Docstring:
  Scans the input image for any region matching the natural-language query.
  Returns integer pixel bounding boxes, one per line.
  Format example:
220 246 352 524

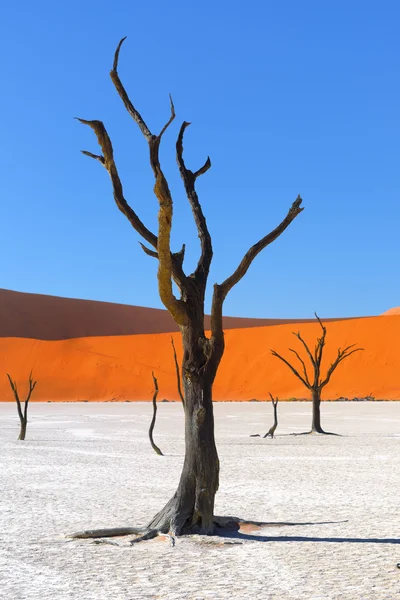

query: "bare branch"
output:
6 374 23 423
25 371 37 418
173 244 186 269
293 331 316 370
171 337 184 406
176 121 213 281
193 157 211 180
110 39 186 323
110 37 152 141
270 349 311 389
81 150 105 164
77 118 158 250
158 95 175 139
314 313 327 369
139 242 158 258
320 346 364 389
211 196 303 338
78 111 185 304
154 161 188 323
289 348 311 387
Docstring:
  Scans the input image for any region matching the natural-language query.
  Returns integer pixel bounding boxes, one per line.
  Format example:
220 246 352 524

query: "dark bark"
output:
311 388 323 433
149 372 163 456
250 393 279 438
73 37 304 543
148 373 219 535
264 396 279 438
18 420 27 441
147 325 220 534
171 337 185 406
6 372 36 441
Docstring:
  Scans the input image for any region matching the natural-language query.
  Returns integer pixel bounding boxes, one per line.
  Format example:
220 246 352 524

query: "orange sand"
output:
1 307 399 400
0 288 347 340
381 306 400 316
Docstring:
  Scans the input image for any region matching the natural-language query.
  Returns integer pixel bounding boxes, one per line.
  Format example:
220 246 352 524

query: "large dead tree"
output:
72 37 303 543
271 314 363 434
7 372 37 441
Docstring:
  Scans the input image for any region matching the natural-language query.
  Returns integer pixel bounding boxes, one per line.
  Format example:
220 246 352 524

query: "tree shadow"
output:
213 517 399 545
290 431 342 437
228 533 400 545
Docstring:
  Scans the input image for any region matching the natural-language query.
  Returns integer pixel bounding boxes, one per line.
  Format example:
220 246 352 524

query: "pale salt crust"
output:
1 401 399 600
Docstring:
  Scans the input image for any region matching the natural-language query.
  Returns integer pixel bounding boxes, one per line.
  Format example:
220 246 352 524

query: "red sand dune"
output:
1 289 399 401
0 288 346 340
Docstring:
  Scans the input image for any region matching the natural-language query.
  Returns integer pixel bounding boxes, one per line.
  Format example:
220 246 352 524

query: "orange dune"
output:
381 306 400 316
1 314 399 401
0 288 347 340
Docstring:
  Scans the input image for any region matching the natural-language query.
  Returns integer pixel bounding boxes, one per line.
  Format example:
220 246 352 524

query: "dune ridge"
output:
1 300 399 400
0 288 349 340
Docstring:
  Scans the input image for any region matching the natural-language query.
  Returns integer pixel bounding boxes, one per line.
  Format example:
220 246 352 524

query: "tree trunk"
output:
311 388 323 433
18 419 27 441
147 328 220 536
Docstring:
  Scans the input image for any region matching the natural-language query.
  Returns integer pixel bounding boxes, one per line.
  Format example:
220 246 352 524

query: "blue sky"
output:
0 0 399 318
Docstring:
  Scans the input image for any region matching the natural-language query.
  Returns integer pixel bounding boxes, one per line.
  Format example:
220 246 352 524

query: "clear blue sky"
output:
1 0 399 318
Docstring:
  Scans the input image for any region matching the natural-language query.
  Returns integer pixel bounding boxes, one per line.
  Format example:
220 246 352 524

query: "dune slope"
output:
0 288 346 340
1 315 399 401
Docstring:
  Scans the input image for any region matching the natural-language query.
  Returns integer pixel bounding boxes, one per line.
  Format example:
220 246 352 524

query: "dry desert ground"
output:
1 401 399 600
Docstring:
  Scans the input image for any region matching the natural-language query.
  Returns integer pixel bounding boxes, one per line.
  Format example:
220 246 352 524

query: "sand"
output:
0 401 399 599
1 288 322 340
2 314 400 401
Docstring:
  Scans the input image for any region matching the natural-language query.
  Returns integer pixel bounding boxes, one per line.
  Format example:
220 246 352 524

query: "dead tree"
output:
7 372 37 441
149 372 163 456
71 37 303 543
271 314 363 434
250 393 279 438
171 337 184 405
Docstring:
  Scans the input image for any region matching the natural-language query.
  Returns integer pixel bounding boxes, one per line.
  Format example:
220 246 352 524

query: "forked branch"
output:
250 393 279 438
78 37 188 324
320 345 364 389
111 39 187 324
76 118 158 251
7 371 37 440
270 349 311 389
176 121 213 282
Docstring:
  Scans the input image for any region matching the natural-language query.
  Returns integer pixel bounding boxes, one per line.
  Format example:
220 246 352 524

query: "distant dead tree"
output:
271 314 363 434
7 372 37 440
250 393 279 438
71 36 303 544
149 372 163 456
148 339 184 456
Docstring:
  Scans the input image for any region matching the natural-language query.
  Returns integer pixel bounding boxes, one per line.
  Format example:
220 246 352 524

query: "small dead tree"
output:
148 340 184 456
250 393 279 438
149 372 163 456
271 314 363 434
71 37 303 543
7 372 37 441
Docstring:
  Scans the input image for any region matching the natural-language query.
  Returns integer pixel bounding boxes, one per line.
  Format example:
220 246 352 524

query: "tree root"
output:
250 428 276 439
68 515 243 545
68 527 147 539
